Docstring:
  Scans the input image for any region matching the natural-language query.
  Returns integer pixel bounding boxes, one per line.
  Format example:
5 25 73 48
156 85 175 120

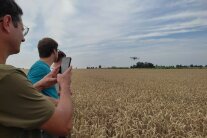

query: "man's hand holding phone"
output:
57 66 72 95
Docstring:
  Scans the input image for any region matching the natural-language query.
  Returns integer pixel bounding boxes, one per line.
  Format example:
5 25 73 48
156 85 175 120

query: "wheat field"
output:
70 69 207 138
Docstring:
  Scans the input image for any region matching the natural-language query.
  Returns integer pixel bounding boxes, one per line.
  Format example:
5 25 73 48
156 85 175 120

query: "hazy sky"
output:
7 0 207 68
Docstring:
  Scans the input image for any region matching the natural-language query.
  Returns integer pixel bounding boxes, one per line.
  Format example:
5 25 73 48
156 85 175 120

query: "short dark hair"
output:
38 38 58 58
0 0 23 27
56 50 66 62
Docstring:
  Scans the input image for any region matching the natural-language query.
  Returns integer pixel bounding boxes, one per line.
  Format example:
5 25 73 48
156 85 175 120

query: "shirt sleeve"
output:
0 69 55 129
28 66 49 84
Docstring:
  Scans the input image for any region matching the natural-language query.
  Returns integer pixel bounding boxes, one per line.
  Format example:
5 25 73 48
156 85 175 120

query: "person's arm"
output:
33 66 59 91
40 67 73 136
46 96 59 106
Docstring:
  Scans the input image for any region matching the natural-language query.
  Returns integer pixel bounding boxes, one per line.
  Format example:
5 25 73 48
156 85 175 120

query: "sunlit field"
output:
70 69 207 138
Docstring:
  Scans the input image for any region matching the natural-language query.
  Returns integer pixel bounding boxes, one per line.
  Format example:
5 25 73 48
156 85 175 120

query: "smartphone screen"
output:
60 57 72 73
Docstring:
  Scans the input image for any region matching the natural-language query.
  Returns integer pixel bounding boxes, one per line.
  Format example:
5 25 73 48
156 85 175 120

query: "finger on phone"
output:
63 66 72 75
51 65 60 75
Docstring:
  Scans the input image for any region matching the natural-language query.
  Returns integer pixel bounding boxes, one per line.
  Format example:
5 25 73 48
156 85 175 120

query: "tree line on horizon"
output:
86 62 207 69
131 62 207 69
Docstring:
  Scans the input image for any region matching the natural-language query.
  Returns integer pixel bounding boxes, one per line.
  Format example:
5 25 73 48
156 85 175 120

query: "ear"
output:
1 15 13 34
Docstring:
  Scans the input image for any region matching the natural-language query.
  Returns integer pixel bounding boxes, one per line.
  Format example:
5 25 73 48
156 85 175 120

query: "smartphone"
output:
60 57 72 73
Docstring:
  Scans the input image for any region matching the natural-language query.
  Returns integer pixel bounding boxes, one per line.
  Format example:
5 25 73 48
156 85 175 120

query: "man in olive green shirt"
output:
0 0 73 137
0 65 55 137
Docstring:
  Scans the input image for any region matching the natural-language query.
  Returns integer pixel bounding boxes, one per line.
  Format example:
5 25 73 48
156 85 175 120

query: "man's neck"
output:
0 57 7 64
40 57 54 67
0 47 9 64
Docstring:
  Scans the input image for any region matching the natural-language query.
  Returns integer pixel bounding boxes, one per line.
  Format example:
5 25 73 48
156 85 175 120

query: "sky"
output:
7 0 207 68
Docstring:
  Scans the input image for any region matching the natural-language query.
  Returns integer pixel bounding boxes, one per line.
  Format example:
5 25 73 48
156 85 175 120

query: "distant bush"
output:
131 62 155 68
